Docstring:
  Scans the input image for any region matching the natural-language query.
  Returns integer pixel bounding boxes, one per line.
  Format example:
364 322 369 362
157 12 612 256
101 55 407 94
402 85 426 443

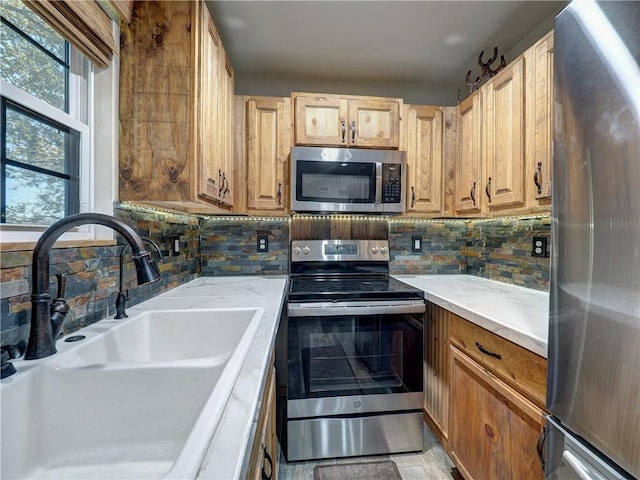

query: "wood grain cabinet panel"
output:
246 97 291 214
484 57 526 210
423 302 450 449
404 105 444 215
293 93 401 148
119 0 234 213
455 92 483 214
247 365 277 480
527 32 554 205
449 346 545 480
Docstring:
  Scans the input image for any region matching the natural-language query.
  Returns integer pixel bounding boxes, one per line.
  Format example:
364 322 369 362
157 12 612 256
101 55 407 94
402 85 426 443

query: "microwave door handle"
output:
375 163 383 204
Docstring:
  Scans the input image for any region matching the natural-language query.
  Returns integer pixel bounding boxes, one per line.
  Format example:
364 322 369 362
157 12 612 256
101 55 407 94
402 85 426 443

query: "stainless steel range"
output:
285 239 426 461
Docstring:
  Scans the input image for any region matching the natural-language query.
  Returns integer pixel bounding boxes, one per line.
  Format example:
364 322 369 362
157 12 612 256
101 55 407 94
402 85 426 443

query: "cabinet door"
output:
449 346 545 480
484 58 526 209
246 97 290 213
423 302 450 448
217 54 235 207
294 94 348 146
198 8 222 203
455 92 483 214
405 105 443 214
248 366 277 480
349 99 400 148
532 33 553 201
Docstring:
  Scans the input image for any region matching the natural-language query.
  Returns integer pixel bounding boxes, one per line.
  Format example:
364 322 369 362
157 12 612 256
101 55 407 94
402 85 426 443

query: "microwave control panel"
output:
382 163 402 203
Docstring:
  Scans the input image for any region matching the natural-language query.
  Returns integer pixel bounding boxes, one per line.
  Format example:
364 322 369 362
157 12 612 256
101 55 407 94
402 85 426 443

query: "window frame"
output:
0 2 119 244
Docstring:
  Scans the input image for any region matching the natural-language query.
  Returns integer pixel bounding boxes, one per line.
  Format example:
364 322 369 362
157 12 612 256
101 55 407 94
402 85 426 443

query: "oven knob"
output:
371 246 379 255
380 246 387 255
293 246 301 256
302 246 311 255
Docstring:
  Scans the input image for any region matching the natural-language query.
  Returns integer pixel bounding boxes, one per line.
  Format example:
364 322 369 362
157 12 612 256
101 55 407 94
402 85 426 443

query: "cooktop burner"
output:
288 276 424 302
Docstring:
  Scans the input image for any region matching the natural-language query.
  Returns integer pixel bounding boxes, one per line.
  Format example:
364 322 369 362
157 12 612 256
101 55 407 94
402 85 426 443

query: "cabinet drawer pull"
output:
470 182 476 206
277 183 282 205
341 120 346 142
351 120 356 143
534 161 542 194
475 341 501 359
537 425 546 470
262 446 273 480
485 177 492 203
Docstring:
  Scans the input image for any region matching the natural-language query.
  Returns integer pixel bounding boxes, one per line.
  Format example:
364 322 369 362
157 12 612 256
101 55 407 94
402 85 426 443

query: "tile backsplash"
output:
1 204 549 347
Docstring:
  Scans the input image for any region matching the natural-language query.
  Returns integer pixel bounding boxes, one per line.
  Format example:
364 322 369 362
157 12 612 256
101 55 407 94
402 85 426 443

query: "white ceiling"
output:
206 1 567 102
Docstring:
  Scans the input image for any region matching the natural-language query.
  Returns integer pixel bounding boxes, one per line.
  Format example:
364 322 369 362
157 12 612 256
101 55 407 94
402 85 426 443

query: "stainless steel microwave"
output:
290 146 406 213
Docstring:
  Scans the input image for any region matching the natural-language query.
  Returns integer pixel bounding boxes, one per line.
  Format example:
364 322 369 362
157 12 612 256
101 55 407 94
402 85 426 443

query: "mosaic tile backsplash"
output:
1 205 549 348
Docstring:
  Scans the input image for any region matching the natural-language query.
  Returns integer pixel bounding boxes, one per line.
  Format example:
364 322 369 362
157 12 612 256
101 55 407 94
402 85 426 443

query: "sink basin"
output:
72 309 261 365
0 307 264 479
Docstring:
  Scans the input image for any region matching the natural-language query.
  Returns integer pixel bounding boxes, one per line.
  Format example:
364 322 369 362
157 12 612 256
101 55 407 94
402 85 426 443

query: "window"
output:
1 0 92 237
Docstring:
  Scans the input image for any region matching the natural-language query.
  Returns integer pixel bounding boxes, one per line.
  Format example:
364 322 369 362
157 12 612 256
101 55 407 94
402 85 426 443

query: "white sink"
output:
73 309 259 365
0 307 264 479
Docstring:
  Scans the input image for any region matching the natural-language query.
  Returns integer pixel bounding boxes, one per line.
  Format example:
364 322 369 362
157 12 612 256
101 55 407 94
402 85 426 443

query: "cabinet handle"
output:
411 186 415 208
534 161 543 195
537 425 546 470
262 446 273 480
218 169 224 196
277 182 282 205
341 120 346 142
470 182 476 206
351 120 356 143
222 172 229 196
485 177 492 203
475 341 501 359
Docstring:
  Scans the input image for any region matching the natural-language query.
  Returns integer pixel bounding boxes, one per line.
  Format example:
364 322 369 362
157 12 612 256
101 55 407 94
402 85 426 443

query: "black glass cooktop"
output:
288 276 424 302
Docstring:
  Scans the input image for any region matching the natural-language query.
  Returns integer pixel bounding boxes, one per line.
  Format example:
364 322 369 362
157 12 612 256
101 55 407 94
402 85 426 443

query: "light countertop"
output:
123 275 289 480
394 275 549 358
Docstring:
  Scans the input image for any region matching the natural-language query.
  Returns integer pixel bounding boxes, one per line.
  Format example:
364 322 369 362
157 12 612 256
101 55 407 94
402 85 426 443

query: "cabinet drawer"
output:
449 314 547 408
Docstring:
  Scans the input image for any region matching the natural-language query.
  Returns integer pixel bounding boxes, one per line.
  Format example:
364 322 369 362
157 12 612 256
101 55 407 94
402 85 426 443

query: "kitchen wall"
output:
0 205 549 347
200 217 289 276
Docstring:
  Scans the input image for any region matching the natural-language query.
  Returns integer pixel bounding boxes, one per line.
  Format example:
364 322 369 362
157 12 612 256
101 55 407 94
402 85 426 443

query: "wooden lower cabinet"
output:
247 365 277 480
449 346 545 480
423 302 450 450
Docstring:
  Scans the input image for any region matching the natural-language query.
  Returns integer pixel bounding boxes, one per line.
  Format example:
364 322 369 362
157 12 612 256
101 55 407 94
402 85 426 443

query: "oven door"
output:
287 302 424 418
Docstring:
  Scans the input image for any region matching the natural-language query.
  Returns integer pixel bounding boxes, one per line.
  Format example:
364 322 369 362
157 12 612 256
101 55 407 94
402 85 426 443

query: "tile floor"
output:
277 424 460 480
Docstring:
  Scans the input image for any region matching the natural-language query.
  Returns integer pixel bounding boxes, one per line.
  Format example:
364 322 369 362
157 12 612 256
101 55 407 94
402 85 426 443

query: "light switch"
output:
411 236 422 253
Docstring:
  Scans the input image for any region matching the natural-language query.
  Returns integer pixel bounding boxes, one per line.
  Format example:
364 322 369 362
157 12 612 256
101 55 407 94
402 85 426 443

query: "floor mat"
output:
313 460 402 480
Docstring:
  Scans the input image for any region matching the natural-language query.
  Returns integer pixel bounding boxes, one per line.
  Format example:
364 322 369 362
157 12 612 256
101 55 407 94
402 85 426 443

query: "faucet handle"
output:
56 273 67 298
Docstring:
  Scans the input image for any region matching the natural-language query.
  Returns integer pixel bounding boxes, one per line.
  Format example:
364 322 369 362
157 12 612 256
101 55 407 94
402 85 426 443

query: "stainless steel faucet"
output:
115 237 162 319
25 213 162 360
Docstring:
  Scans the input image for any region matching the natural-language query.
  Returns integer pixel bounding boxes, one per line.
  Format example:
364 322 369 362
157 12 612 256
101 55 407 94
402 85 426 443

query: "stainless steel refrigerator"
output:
546 1 640 479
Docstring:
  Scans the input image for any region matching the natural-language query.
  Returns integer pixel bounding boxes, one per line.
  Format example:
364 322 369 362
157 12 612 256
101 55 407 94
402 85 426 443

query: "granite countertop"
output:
393 275 549 358
123 275 288 480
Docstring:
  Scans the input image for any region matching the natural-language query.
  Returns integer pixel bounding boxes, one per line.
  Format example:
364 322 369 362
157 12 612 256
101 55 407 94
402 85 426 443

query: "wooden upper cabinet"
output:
404 105 444 214
197 9 222 204
246 97 291 214
455 92 483 214
293 93 401 148
484 57 526 210
119 0 234 213
529 32 554 202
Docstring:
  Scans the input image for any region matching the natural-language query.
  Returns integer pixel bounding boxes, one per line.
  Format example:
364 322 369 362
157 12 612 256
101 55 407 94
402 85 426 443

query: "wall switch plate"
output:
411 236 422 253
172 237 180 256
257 235 269 253
532 236 549 258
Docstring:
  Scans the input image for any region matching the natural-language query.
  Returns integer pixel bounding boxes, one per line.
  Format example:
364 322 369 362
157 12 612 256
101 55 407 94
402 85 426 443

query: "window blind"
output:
24 0 117 68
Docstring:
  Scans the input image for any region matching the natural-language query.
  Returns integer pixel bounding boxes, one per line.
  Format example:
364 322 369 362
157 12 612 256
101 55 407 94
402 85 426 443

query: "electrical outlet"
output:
532 237 549 258
257 235 269 253
411 236 422 253
172 237 180 256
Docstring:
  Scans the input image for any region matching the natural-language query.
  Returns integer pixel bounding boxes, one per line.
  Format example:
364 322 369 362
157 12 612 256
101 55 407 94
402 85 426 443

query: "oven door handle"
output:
287 301 426 317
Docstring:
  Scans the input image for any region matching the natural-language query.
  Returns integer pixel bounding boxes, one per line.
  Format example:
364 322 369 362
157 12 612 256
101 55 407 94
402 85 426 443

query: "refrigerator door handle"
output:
562 449 607 480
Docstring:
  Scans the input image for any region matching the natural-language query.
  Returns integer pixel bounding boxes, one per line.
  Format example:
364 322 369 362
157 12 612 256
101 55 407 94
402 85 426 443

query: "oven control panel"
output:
291 239 390 262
